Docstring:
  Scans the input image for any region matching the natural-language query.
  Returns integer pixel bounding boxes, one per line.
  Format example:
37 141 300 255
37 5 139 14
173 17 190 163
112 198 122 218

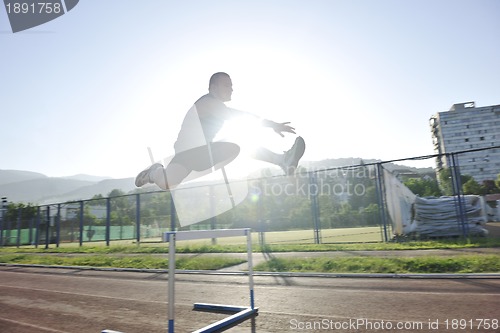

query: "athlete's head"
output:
209 72 233 102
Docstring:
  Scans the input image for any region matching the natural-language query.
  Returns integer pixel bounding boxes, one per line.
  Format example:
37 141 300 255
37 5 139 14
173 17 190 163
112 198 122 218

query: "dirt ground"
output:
1 266 499 333
485 222 500 237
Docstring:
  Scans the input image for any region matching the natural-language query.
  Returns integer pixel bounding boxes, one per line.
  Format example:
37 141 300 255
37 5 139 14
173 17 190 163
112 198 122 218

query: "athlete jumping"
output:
135 72 305 190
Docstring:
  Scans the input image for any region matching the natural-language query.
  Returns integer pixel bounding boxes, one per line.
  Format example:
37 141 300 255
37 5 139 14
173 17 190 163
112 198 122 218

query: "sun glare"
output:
215 115 264 152
140 43 336 178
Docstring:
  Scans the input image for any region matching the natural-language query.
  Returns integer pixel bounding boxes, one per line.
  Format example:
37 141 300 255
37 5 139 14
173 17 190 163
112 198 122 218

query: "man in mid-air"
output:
135 72 305 190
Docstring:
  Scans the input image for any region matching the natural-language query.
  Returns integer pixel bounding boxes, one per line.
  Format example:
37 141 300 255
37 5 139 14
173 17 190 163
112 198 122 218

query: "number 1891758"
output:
5 2 62 14
444 319 499 330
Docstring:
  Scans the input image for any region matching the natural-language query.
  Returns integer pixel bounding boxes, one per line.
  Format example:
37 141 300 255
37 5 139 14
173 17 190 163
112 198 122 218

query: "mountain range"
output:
0 170 136 204
0 158 434 205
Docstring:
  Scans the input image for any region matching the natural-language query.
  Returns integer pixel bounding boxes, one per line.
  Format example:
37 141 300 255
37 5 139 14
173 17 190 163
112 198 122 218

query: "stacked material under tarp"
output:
413 196 488 238
383 168 417 235
383 167 488 238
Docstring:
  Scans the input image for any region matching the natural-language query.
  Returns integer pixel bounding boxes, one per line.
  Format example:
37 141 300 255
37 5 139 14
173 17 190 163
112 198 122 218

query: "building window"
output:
480 136 485 141
465 138 469 142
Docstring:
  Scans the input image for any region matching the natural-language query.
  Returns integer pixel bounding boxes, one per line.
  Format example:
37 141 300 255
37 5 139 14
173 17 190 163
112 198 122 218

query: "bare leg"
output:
251 147 283 165
251 137 305 175
151 162 191 190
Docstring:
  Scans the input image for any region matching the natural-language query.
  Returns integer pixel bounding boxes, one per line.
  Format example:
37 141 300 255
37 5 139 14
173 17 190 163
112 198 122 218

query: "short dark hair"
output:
209 72 230 89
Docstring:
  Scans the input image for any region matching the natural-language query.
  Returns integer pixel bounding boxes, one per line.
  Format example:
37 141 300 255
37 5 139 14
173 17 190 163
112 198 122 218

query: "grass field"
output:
1 226 499 273
3 225 500 252
253 254 500 274
1 226 386 250
147 226 386 247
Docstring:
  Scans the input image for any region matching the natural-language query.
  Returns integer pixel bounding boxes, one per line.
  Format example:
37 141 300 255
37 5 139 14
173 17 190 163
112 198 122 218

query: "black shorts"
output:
170 142 240 172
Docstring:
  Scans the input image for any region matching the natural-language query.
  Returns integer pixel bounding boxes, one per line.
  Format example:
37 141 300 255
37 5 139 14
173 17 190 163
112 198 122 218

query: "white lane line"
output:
0 316 68 333
2 275 499 299
254 283 500 297
0 283 167 305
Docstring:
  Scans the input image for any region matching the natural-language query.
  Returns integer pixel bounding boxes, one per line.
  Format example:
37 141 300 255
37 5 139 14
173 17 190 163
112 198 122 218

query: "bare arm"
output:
226 106 296 137
261 119 296 137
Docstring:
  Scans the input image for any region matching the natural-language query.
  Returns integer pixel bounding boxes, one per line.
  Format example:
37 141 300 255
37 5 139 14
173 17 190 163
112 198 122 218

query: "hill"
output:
0 169 46 186
1 177 95 203
60 174 112 182
41 178 136 204
0 169 136 204
0 158 435 204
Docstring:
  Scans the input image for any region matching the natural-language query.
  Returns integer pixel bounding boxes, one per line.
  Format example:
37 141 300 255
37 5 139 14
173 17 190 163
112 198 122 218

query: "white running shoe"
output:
135 163 163 187
281 136 305 175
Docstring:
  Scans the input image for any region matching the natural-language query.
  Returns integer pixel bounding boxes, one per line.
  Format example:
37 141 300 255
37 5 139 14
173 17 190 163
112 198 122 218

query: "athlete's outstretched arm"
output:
261 119 296 137
227 107 296 137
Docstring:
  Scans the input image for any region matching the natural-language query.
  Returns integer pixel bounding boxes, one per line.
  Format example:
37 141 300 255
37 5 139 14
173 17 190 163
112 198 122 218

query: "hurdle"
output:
162 228 258 333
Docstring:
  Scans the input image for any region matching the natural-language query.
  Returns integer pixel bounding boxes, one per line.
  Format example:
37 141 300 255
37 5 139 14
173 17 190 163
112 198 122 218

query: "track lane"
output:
1 266 499 332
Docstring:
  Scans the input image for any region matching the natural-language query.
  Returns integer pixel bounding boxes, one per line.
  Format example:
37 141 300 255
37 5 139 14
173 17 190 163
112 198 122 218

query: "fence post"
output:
136 193 141 245
448 153 469 237
210 185 217 245
106 197 111 246
170 193 176 231
45 206 50 249
29 217 34 245
56 204 61 247
0 197 7 246
79 201 84 246
35 206 41 248
16 207 22 248
0 210 3 247
375 163 389 242
257 182 265 248
309 172 321 244
6 210 12 246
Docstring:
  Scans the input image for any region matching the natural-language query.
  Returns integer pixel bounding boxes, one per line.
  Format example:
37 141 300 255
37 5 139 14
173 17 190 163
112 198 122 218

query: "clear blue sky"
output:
1 0 499 178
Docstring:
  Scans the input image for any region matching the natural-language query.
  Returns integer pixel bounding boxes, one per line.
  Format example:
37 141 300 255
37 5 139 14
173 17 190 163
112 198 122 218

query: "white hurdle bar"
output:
162 228 257 333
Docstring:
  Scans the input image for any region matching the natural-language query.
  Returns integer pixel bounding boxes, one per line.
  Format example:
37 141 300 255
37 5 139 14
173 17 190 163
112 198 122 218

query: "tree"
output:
481 179 500 194
108 189 134 227
330 203 360 228
404 178 442 197
2 203 37 229
90 194 104 201
463 178 482 195
438 168 473 195
346 163 377 210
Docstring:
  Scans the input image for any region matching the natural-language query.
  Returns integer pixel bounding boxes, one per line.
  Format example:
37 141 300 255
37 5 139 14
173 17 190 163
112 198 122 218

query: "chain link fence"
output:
1 147 498 248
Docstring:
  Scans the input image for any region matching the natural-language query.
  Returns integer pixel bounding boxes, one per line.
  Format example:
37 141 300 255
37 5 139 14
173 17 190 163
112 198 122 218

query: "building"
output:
429 101 500 183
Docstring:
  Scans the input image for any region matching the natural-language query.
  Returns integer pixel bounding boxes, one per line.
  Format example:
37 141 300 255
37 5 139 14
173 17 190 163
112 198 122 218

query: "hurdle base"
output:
192 303 258 333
